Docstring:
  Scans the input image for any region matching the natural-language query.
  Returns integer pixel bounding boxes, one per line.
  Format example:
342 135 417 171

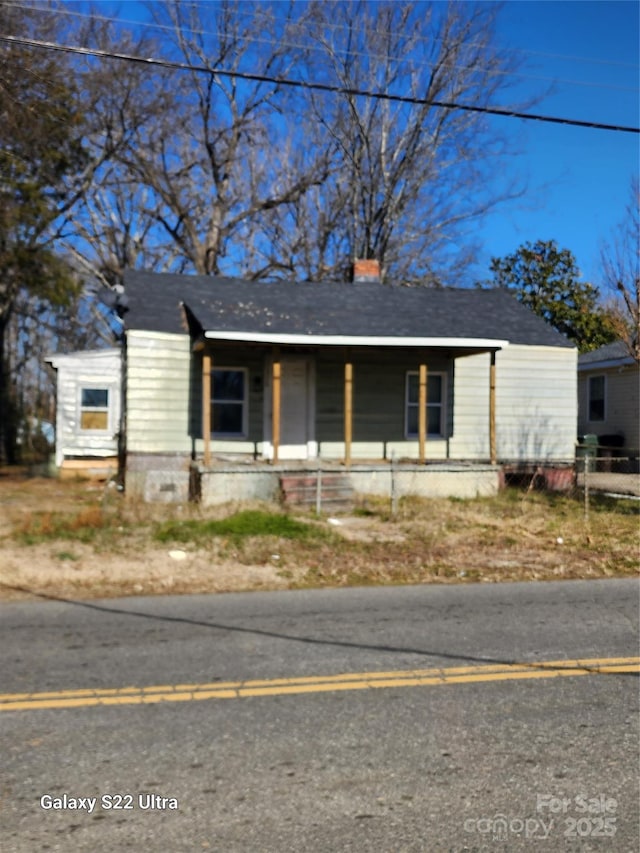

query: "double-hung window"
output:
79 387 110 432
211 369 248 437
406 372 446 437
588 375 606 422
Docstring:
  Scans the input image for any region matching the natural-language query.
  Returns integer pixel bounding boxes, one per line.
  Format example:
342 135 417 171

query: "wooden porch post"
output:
489 351 497 465
344 357 353 466
272 348 281 464
418 362 427 464
202 351 212 467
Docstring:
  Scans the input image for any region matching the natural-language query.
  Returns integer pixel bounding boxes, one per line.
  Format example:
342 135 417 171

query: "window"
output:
211 369 247 437
80 387 110 431
588 375 606 422
406 372 445 437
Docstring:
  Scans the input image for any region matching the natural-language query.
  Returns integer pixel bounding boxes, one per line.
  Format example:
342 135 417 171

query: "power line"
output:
22 0 640 73
1 33 639 134
19 2 640 95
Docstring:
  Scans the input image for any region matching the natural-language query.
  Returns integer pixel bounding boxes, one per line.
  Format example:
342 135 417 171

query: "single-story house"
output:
47 263 578 502
578 341 639 456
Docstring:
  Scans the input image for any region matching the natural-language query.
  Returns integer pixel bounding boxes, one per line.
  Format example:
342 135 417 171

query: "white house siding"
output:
450 345 577 462
578 365 639 451
126 331 192 453
47 349 121 467
124 335 577 469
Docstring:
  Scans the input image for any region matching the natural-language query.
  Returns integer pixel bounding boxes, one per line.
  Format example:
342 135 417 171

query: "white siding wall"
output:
126 331 192 453
449 353 491 460
49 349 121 466
451 345 577 461
123 334 578 463
578 365 640 450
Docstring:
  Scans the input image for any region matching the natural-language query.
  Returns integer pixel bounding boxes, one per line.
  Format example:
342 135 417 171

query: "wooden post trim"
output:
202 351 212 467
418 363 427 464
489 351 497 465
344 359 353 466
272 350 281 464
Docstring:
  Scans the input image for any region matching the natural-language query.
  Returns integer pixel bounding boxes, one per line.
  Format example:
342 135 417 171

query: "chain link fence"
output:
502 446 639 525
576 457 640 494
573 443 640 521
146 449 640 533
303 451 640 518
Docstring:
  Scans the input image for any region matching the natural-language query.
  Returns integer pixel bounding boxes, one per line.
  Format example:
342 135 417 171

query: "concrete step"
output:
280 473 354 510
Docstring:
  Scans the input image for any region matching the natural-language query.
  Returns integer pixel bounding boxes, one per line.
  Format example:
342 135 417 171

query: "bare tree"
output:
600 177 640 361
48 9 173 286
258 1 527 285
87 0 330 278
47 1 529 290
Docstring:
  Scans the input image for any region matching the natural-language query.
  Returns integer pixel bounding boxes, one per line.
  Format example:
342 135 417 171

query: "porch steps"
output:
279 472 354 511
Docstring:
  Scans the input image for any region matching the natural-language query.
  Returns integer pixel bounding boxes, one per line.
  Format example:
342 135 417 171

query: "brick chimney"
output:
352 258 380 283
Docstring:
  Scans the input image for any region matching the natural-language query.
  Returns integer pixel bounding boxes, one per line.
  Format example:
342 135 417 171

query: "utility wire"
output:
1 33 639 134
22 0 640 72
19 2 640 93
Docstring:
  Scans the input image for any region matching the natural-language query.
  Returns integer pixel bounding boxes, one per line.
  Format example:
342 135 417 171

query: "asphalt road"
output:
1 579 638 852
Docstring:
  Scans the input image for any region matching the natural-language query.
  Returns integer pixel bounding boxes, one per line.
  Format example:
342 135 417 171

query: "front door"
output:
264 355 316 460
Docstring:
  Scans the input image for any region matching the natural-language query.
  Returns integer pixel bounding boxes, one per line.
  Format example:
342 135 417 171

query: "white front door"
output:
264 355 316 460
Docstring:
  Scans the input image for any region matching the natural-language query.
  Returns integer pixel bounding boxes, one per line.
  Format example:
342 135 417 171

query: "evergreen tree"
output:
485 240 617 352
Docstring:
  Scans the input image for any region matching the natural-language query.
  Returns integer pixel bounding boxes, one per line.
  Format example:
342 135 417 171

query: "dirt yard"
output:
0 469 638 602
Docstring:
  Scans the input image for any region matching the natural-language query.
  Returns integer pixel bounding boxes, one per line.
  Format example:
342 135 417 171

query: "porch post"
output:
489 351 497 465
272 348 281 464
202 351 212 467
344 356 353 466
418 362 427 464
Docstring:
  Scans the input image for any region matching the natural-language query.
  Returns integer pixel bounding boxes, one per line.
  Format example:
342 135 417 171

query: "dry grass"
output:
0 468 637 602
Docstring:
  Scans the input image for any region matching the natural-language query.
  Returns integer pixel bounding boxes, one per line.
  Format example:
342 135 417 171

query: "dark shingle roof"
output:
578 341 631 365
121 271 574 348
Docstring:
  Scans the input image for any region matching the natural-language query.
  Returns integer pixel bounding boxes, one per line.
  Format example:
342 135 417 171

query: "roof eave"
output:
202 330 509 349
578 357 636 371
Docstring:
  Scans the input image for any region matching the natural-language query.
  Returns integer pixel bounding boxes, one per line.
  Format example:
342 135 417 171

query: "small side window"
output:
80 388 110 431
588 376 605 422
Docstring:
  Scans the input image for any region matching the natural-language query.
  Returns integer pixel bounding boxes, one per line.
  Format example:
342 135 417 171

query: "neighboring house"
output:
47 265 578 501
45 348 121 479
578 341 639 454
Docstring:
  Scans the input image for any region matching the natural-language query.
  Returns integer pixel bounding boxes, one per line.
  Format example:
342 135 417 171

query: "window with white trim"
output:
588 375 605 422
79 387 110 431
211 368 248 437
405 372 446 437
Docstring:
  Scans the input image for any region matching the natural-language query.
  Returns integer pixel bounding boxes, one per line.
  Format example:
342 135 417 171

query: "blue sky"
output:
35 1 640 291
477 0 639 288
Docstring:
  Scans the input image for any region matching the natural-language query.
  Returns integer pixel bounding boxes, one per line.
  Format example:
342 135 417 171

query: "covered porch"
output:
195 336 504 469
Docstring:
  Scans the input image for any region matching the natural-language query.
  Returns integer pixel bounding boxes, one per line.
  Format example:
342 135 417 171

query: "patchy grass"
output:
54 550 81 562
0 470 637 601
154 510 332 544
15 506 112 545
286 488 639 589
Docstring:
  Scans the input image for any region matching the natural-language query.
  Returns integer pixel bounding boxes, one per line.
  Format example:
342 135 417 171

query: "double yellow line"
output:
1 657 637 713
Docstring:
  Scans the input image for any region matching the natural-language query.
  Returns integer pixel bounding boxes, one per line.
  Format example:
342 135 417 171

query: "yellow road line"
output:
1 656 637 712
